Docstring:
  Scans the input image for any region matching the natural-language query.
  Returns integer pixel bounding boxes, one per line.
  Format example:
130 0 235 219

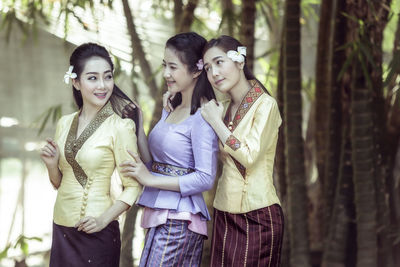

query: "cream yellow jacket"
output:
213 84 282 213
53 103 141 227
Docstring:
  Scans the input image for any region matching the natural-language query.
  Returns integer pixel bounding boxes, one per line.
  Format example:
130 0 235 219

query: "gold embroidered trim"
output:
224 80 264 132
64 101 114 187
223 80 264 179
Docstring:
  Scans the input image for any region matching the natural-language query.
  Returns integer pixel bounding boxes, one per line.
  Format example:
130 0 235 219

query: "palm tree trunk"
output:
282 0 311 266
239 0 255 71
121 0 161 128
177 0 199 33
315 0 333 199
119 206 139 267
221 0 235 36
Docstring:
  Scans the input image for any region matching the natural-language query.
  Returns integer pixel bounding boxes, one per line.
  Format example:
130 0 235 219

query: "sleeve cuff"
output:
117 186 141 206
225 134 241 151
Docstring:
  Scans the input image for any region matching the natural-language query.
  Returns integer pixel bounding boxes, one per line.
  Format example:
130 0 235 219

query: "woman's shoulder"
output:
257 93 279 110
107 113 136 131
58 111 77 125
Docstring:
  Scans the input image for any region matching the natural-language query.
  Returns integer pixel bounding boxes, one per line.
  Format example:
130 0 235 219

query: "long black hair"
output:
165 32 216 114
69 43 139 133
202 35 270 94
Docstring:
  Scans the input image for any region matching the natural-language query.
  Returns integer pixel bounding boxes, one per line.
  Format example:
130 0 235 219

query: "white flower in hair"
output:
227 46 247 63
64 65 77 84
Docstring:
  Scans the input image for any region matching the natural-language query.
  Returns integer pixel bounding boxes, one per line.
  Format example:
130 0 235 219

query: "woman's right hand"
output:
163 91 175 112
122 101 143 129
40 138 60 168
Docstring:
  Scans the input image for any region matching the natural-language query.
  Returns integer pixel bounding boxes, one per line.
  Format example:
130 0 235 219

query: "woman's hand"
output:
40 138 60 169
122 101 143 128
120 150 153 186
201 99 224 125
163 91 175 112
75 216 106 234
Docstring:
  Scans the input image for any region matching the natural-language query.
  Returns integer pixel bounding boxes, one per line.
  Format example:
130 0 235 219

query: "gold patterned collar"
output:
64 101 114 187
224 80 264 131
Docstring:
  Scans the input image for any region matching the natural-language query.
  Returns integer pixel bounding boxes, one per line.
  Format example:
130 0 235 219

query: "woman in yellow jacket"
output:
40 43 144 267
201 35 284 267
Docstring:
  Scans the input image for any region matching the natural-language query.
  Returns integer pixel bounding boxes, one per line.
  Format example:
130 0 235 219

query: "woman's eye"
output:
106 75 113 80
88 76 96 80
217 60 223 65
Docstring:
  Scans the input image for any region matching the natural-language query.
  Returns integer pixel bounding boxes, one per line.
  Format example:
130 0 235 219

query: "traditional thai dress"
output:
137 108 219 267
49 101 141 267
210 80 284 267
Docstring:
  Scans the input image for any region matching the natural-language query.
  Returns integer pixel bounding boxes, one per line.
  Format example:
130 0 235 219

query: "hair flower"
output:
196 59 204 70
64 65 77 84
227 46 247 63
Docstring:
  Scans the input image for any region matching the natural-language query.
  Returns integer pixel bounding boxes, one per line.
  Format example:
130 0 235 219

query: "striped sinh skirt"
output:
139 219 204 267
50 220 121 267
210 204 284 267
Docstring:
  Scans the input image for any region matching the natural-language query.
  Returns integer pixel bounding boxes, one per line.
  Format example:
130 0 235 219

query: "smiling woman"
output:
39 43 143 267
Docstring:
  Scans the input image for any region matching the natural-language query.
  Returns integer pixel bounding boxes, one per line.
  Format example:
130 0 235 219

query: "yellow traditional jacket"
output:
53 102 141 227
213 81 282 213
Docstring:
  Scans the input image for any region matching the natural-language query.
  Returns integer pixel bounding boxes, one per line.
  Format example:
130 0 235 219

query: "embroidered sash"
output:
224 80 264 178
64 102 114 187
151 161 194 176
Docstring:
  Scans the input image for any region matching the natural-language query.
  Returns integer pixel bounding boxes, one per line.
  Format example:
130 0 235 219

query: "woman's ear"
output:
237 61 245 70
72 79 80 91
193 70 202 79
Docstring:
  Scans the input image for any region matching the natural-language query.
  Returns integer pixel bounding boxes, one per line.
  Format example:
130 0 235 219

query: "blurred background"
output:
0 0 400 266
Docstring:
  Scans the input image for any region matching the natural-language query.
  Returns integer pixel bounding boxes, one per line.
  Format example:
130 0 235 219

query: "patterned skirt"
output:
50 221 121 267
139 219 205 267
210 204 284 267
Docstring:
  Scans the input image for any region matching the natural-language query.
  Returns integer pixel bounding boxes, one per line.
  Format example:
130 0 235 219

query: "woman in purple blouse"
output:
120 32 219 266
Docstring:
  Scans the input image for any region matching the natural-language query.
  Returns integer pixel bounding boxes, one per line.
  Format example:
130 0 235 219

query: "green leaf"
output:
0 245 11 260
337 50 355 81
358 52 373 90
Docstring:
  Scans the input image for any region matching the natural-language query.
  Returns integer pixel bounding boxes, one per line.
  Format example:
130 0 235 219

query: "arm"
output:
76 118 142 234
120 115 219 196
122 102 152 164
40 118 64 189
222 100 281 167
75 200 129 233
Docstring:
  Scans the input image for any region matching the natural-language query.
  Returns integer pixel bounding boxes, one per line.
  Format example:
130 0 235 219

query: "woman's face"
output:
162 47 198 95
203 46 242 94
73 56 114 111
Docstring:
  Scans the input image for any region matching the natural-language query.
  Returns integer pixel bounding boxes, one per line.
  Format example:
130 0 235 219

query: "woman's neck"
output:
229 75 252 105
178 83 195 109
80 104 102 122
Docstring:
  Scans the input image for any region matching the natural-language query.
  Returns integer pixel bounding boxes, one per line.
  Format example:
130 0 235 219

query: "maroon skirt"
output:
210 204 284 267
50 220 121 267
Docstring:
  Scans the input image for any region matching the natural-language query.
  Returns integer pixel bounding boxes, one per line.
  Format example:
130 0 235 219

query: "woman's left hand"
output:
201 99 224 125
75 216 106 234
120 150 152 186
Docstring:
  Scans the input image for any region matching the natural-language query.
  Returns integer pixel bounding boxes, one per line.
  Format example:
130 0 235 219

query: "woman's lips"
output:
215 78 225 85
94 93 107 99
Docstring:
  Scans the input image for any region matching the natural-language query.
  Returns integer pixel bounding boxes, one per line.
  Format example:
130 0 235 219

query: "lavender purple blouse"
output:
137 108 219 221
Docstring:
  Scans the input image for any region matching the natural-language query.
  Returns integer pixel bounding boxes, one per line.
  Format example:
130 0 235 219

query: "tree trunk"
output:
322 125 355 267
282 0 311 266
239 0 255 72
119 206 139 267
177 0 199 33
277 25 289 267
174 0 183 32
220 0 235 36
315 0 335 237
121 0 161 129
367 1 393 266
